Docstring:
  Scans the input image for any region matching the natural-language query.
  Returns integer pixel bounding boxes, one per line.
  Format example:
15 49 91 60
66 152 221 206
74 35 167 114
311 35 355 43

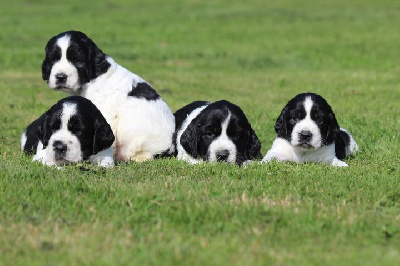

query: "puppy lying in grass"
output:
174 100 261 165
21 96 115 167
261 93 358 167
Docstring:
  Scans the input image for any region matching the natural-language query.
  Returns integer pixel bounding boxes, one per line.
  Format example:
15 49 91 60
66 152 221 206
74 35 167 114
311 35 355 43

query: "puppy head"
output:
180 100 261 164
38 96 114 166
275 93 339 150
41 31 110 93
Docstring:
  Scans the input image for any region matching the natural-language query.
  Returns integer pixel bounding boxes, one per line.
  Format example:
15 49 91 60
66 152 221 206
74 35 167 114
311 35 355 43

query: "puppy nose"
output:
53 140 67 153
55 73 67 84
216 150 230 161
299 130 313 141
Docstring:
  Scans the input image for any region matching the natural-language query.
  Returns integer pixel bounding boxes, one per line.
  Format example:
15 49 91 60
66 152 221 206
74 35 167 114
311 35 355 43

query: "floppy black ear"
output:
37 113 51 149
246 127 261 159
180 120 199 158
88 42 110 80
326 112 340 144
275 106 288 139
93 117 115 154
41 44 52 81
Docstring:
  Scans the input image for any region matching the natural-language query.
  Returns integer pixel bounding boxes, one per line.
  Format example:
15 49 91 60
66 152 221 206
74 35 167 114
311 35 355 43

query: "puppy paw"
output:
331 158 348 167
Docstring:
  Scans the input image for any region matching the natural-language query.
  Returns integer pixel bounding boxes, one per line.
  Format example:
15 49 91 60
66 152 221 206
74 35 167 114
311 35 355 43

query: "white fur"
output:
207 113 237 163
291 97 322 148
261 138 348 167
20 131 27 151
89 146 114 167
176 105 208 164
48 36 81 92
77 58 175 161
50 36 175 161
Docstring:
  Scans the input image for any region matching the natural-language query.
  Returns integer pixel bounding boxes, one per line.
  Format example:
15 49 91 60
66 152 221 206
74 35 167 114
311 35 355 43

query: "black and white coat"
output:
41 30 175 162
174 100 261 165
261 93 358 167
21 96 115 167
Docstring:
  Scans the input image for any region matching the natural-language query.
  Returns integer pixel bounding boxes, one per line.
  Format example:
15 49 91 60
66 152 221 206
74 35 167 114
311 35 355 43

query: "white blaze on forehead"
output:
48 34 81 91
45 102 81 165
220 112 231 137
291 96 322 148
208 112 237 163
304 96 313 118
61 102 77 129
56 35 71 59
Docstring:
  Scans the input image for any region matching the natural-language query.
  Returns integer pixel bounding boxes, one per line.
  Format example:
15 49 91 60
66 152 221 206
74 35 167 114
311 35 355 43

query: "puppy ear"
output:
275 106 288 139
89 42 109 79
246 127 261 159
41 45 51 81
93 116 115 155
326 112 340 144
37 113 51 149
180 120 199 158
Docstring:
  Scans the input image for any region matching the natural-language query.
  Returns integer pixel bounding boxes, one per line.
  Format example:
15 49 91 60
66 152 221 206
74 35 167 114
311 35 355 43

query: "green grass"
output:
1 0 399 265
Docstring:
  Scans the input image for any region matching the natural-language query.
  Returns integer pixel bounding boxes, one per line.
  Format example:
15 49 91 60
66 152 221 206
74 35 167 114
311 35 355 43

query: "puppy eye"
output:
75 61 85 68
316 118 324 125
289 117 299 125
202 132 216 140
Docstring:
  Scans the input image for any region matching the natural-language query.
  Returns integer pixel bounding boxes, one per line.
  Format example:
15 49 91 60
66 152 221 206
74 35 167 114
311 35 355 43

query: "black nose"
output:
53 140 67 154
55 73 67 84
299 130 313 142
216 150 230 161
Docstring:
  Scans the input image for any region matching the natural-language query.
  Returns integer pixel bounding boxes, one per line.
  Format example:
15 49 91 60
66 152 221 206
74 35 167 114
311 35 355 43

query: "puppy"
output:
174 100 261 165
21 96 115 167
41 30 175 162
261 93 358 167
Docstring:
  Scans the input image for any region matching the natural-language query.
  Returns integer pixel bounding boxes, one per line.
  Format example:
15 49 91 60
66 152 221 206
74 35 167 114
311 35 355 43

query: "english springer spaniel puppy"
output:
261 93 358 167
174 100 261 165
21 96 115 167
41 30 175 161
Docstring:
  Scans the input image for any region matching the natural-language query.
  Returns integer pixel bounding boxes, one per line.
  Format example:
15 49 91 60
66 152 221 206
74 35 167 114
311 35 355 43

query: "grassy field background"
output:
1 0 399 265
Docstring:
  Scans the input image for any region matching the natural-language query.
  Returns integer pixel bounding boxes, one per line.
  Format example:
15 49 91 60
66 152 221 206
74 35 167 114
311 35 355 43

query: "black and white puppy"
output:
174 100 261 165
21 96 115 167
41 30 175 162
261 93 358 167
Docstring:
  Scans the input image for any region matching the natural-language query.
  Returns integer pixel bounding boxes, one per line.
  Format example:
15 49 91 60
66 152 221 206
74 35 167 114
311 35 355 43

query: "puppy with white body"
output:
41 31 175 161
262 93 358 167
174 100 261 165
21 96 115 167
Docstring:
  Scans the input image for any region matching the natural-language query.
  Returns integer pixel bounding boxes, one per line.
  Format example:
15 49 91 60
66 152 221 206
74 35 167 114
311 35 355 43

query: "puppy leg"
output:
90 146 114 167
115 142 153 162
331 157 348 167
261 150 283 163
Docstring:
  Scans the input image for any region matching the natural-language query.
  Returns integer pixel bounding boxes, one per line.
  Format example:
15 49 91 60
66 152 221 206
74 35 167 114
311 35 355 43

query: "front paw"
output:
99 158 114 167
332 159 348 167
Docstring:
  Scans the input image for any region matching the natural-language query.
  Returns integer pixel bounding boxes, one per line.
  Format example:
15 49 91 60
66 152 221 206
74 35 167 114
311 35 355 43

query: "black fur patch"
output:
128 82 160 100
335 129 350 159
22 114 46 154
174 101 210 132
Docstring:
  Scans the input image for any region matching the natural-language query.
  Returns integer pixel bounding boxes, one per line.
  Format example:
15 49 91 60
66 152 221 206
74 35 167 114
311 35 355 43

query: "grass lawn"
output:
0 0 399 265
